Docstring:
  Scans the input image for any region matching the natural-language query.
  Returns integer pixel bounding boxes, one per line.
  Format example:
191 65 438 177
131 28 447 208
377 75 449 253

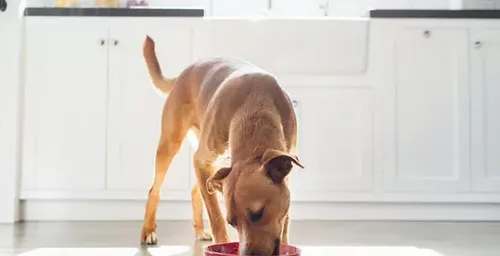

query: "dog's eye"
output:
249 208 264 223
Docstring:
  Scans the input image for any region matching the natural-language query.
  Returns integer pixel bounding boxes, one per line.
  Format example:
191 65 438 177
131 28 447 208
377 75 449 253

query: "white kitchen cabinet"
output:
106 21 194 198
286 87 374 199
383 27 470 192
21 19 195 199
22 19 108 190
470 29 500 192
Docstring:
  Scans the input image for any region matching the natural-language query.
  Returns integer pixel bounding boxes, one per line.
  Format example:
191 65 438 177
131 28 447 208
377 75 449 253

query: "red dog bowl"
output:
204 242 301 256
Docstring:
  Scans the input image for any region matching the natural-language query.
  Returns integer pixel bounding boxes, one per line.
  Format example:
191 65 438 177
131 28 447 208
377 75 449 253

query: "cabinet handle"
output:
113 39 119 46
0 0 7 12
292 100 298 108
474 41 482 49
423 30 431 38
99 39 105 46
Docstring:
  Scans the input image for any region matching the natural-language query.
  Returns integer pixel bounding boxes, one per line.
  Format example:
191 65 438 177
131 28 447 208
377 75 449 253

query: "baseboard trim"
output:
19 200 500 221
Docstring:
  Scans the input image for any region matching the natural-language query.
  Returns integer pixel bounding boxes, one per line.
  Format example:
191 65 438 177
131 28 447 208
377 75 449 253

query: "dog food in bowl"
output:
204 242 301 256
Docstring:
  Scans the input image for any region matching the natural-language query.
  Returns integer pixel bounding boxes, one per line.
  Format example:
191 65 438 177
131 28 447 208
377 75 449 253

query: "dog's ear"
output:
206 167 232 194
262 149 304 184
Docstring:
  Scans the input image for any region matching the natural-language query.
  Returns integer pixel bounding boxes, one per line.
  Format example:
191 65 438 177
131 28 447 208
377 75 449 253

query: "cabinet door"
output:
470 29 500 192
286 87 374 200
22 19 108 190
383 28 470 192
106 21 194 199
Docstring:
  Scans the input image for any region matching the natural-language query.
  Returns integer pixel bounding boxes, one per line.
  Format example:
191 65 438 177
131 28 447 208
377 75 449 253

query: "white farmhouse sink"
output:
192 18 369 75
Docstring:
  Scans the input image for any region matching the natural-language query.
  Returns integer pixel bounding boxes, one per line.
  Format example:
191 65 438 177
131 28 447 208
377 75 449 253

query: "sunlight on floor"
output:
14 245 446 256
298 246 445 256
17 246 191 256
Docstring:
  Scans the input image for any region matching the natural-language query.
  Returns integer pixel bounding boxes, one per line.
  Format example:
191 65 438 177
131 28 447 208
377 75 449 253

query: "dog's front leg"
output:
193 150 230 243
191 185 213 241
281 214 290 244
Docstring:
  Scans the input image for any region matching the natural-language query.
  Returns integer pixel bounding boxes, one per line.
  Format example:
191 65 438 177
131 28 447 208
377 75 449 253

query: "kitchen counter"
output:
370 9 500 19
23 7 204 17
25 8 500 19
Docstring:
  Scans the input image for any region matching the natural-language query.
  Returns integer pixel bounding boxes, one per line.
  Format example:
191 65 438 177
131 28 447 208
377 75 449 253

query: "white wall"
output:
328 0 451 17
463 0 500 8
0 0 24 224
27 0 210 8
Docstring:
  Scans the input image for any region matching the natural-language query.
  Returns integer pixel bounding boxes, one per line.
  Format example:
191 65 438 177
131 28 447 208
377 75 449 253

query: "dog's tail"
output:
143 36 175 95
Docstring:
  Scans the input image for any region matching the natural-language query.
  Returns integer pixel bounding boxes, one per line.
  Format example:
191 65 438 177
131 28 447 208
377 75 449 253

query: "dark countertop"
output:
370 9 500 19
24 7 204 17
24 7 500 19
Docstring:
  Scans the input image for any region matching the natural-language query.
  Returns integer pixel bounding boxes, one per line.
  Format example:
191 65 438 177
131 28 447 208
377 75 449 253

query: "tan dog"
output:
140 36 304 255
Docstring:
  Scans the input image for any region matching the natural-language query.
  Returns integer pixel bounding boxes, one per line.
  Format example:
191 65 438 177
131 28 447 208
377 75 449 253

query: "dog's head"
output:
207 149 304 255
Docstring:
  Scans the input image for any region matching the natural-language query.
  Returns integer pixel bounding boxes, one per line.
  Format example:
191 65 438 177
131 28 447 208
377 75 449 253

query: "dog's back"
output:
143 37 296 152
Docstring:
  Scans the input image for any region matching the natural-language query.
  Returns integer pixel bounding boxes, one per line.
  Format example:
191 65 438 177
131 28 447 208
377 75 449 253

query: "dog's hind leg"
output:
141 99 193 245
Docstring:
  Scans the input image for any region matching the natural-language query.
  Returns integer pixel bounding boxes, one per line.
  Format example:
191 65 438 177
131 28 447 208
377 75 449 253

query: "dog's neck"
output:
229 111 286 164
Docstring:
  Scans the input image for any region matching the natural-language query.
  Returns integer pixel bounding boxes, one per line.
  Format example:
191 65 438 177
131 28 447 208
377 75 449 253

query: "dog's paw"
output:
195 230 213 241
141 231 158 245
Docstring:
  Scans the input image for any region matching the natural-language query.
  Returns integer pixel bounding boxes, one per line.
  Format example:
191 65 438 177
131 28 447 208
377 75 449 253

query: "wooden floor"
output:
1 220 499 255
